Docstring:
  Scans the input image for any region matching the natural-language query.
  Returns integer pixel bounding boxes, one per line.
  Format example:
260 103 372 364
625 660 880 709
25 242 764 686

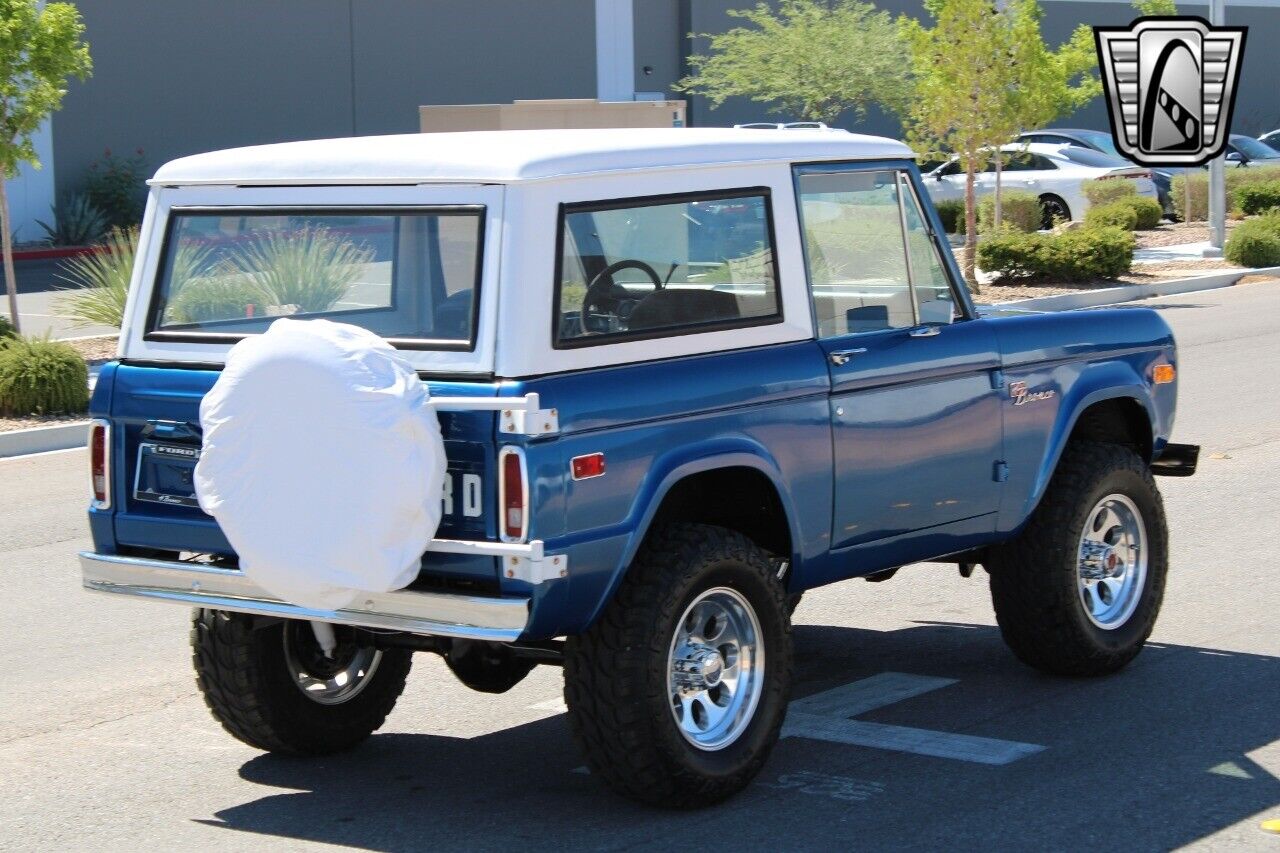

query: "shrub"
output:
934 199 964 234
1120 195 1164 230
978 190 1041 233
1224 213 1280 266
0 315 14 339
84 148 149 229
1234 181 1280 215
1082 178 1138 206
0 336 89 416
977 226 1134 282
225 226 374 313
1085 201 1138 231
165 276 265 325
1172 165 1280 221
35 194 109 246
55 228 137 328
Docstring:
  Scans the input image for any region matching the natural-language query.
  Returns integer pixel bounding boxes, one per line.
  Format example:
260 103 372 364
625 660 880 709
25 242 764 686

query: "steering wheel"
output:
579 259 663 334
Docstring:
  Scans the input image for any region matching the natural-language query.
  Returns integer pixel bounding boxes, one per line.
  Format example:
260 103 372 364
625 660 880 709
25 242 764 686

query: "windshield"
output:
1073 131 1122 157
148 209 483 347
1059 146 1132 169
1233 137 1279 160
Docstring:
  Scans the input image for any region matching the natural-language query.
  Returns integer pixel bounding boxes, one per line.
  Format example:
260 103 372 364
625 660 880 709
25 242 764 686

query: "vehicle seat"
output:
628 288 741 330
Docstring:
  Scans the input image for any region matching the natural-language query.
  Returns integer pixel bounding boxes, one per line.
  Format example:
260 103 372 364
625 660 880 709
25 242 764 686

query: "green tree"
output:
675 0 912 125
0 0 92 334
1133 0 1177 14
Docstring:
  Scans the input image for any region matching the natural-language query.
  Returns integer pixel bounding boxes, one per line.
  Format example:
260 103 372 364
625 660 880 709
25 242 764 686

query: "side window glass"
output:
797 170 916 338
555 192 780 345
1032 154 1058 171
899 175 957 326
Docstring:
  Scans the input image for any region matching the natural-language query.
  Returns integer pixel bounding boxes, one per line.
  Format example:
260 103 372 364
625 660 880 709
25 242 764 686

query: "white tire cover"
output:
194 318 447 611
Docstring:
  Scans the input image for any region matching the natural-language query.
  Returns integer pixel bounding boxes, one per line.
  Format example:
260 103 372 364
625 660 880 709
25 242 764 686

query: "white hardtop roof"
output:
150 127 915 187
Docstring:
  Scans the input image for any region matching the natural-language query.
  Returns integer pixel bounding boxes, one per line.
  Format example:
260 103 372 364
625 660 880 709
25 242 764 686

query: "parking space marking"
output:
783 672 1046 765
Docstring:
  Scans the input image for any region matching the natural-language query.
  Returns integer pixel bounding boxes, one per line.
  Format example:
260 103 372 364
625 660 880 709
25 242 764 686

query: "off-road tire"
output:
988 442 1168 676
191 609 412 754
563 523 792 808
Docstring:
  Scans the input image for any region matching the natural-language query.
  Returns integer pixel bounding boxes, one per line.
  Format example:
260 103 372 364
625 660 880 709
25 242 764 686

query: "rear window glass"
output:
555 190 781 346
148 209 483 348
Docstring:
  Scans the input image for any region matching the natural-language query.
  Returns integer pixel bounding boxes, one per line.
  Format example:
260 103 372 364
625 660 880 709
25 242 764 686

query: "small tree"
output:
900 0 1022 289
675 0 912 125
0 0 92 334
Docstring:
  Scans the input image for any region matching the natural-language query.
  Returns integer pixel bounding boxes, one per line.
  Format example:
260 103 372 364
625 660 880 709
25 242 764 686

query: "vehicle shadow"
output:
201 621 1280 852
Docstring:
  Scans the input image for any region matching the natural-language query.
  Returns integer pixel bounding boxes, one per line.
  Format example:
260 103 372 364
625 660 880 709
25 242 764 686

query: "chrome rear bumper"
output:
80 551 530 640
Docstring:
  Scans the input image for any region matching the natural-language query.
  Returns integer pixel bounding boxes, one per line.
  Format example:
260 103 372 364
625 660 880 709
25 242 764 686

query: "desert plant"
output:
1234 181 1280 215
1224 213 1280 267
1085 201 1139 231
977 225 1134 282
1119 195 1164 230
0 334 88 416
223 226 373 313
83 148 148 229
1081 178 1138 206
55 227 136 328
35 194 109 246
164 275 266 325
934 199 964 234
978 190 1040 233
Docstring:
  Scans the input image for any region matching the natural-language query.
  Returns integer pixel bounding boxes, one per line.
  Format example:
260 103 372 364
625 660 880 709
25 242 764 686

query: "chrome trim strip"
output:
80 551 530 640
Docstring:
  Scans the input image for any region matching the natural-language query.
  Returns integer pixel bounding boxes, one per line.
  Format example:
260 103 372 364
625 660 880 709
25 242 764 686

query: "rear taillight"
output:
1100 170 1153 180
499 447 528 542
89 418 111 509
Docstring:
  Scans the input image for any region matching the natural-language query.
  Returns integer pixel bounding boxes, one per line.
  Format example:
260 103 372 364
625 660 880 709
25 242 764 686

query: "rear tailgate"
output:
103 363 503 590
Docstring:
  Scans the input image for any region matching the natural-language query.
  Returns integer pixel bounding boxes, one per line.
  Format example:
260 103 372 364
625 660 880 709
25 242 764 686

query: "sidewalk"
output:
1133 240 1229 264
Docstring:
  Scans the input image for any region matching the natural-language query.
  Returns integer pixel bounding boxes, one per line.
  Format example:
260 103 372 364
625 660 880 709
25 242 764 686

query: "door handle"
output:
829 348 867 365
908 325 941 338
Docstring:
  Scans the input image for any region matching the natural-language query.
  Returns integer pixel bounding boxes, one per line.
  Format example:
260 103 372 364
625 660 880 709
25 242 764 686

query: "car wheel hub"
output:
666 587 765 751
1076 494 1148 629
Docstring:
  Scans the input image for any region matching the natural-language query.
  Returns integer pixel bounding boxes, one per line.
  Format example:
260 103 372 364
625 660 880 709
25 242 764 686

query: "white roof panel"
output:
150 127 915 186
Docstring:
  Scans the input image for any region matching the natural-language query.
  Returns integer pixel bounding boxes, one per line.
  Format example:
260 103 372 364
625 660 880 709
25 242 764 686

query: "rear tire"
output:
1040 194 1072 228
191 610 412 754
988 442 1168 676
563 523 792 808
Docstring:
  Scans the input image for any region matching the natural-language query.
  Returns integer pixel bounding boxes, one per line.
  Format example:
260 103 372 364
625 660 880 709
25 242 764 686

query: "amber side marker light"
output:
1153 364 1176 384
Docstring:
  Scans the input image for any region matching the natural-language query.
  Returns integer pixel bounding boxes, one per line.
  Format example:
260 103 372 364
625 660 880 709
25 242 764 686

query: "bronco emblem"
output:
1010 381 1056 406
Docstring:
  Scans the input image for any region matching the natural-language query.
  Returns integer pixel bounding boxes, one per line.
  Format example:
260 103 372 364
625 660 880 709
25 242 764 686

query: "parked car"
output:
925 142 1159 228
1226 134 1280 166
1258 129 1280 152
80 126 1198 807
1017 128 1176 217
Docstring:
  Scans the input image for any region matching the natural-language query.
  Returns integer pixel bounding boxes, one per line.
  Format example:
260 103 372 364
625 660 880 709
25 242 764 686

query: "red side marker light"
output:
571 453 606 480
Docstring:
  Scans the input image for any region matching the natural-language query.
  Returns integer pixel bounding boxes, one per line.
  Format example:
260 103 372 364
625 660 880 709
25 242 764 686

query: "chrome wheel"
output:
1077 493 1148 629
282 622 382 706
667 587 765 751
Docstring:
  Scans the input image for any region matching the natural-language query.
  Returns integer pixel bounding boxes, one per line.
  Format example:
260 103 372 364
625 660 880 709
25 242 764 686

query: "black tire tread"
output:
563 523 791 808
191 609 412 755
988 441 1168 676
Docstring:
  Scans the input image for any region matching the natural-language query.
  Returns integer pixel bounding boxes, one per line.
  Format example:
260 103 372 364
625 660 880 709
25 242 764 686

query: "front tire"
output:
988 442 1168 676
1040 194 1072 228
192 610 412 754
563 523 792 808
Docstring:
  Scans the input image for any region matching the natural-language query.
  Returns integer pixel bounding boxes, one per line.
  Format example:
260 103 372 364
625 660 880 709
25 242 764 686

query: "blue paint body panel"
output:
85 159 1184 641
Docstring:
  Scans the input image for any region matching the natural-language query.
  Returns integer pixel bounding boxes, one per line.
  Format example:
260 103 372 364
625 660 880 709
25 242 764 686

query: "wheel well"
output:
1068 397 1153 461
649 466 792 559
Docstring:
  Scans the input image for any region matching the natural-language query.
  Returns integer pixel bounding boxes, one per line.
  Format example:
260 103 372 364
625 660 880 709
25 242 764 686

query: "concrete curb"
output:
0 422 89 459
990 267 1280 312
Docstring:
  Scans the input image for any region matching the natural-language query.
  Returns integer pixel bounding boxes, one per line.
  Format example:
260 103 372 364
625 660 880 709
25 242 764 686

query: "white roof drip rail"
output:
430 392 559 436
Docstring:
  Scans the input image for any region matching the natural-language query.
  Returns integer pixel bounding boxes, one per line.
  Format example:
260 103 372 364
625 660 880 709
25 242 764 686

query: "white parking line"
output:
782 672 1045 765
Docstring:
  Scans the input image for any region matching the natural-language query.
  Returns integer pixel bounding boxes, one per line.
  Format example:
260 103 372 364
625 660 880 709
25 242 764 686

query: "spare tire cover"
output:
194 318 447 611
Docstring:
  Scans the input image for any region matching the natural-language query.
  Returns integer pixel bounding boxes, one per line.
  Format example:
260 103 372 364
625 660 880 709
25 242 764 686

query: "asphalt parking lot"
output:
1 282 1278 851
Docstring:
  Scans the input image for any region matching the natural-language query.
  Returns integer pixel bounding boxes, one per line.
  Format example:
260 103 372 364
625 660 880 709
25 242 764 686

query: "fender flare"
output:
1022 380 1155 522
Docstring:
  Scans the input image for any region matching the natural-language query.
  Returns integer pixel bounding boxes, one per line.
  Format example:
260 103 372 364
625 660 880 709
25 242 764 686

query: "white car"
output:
925 143 1159 227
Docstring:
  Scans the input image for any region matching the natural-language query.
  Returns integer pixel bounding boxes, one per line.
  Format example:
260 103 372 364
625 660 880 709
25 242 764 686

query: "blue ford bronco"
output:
80 126 1198 807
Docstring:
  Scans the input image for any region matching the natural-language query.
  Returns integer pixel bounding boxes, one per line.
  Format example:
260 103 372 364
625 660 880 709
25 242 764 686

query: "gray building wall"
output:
53 0 597 198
